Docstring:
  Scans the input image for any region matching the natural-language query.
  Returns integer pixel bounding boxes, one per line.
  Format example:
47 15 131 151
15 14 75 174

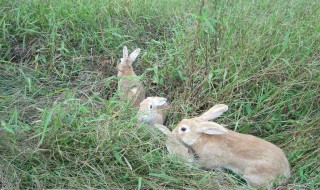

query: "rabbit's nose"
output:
138 117 145 122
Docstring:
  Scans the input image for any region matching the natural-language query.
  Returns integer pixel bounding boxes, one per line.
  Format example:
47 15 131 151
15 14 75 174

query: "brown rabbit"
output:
117 46 145 107
171 117 291 188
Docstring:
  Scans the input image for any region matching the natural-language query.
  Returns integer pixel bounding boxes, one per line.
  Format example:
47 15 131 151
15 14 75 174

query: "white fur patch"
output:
130 87 138 94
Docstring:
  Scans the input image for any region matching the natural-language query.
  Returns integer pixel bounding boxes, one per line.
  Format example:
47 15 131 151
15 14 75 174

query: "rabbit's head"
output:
172 119 228 146
137 97 167 124
117 46 141 76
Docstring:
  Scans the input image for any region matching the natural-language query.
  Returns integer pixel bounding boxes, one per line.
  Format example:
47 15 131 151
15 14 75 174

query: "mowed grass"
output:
0 0 319 189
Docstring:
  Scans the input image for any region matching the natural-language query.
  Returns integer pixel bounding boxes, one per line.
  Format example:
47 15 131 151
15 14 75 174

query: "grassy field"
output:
0 0 319 189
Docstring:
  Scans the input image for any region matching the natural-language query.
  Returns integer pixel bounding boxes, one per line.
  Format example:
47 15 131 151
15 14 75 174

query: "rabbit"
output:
150 104 229 162
137 97 170 125
153 124 194 162
172 114 290 188
117 46 146 107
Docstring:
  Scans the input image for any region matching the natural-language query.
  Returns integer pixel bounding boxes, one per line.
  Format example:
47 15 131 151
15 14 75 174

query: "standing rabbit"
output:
117 46 145 107
171 109 291 188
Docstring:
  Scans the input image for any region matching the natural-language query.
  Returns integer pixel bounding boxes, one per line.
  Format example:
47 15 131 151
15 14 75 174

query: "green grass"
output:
0 0 319 189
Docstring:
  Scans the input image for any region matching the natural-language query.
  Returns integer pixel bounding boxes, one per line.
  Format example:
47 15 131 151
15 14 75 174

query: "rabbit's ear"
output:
123 46 128 58
152 97 167 106
197 104 228 121
154 124 172 136
195 121 228 135
129 48 141 61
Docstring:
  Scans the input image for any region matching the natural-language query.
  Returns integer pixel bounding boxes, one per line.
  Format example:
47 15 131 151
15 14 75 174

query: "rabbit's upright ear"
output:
129 48 141 62
123 46 128 58
152 97 167 106
197 104 228 121
195 121 228 135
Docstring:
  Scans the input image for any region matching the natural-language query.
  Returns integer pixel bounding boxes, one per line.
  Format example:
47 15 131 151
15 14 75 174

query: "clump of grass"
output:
1 0 319 189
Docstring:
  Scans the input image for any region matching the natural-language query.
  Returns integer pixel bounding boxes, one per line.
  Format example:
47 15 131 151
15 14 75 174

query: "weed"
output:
0 0 319 189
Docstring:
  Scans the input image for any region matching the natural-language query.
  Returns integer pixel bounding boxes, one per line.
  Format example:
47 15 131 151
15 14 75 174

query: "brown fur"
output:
117 64 135 76
118 77 145 107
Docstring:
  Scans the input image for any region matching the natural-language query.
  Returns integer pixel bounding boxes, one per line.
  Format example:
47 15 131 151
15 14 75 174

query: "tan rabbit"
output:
117 46 145 107
150 104 229 162
137 97 169 125
172 110 290 188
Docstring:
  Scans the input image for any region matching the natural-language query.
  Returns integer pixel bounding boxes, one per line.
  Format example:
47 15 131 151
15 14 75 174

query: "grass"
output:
0 0 319 189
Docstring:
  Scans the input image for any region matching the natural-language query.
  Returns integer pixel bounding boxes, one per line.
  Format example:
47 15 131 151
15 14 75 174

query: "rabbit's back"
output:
193 130 290 186
119 77 145 107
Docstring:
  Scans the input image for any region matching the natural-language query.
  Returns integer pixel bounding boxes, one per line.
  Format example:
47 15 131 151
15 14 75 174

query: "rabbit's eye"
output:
149 105 153 109
181 127 187 132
